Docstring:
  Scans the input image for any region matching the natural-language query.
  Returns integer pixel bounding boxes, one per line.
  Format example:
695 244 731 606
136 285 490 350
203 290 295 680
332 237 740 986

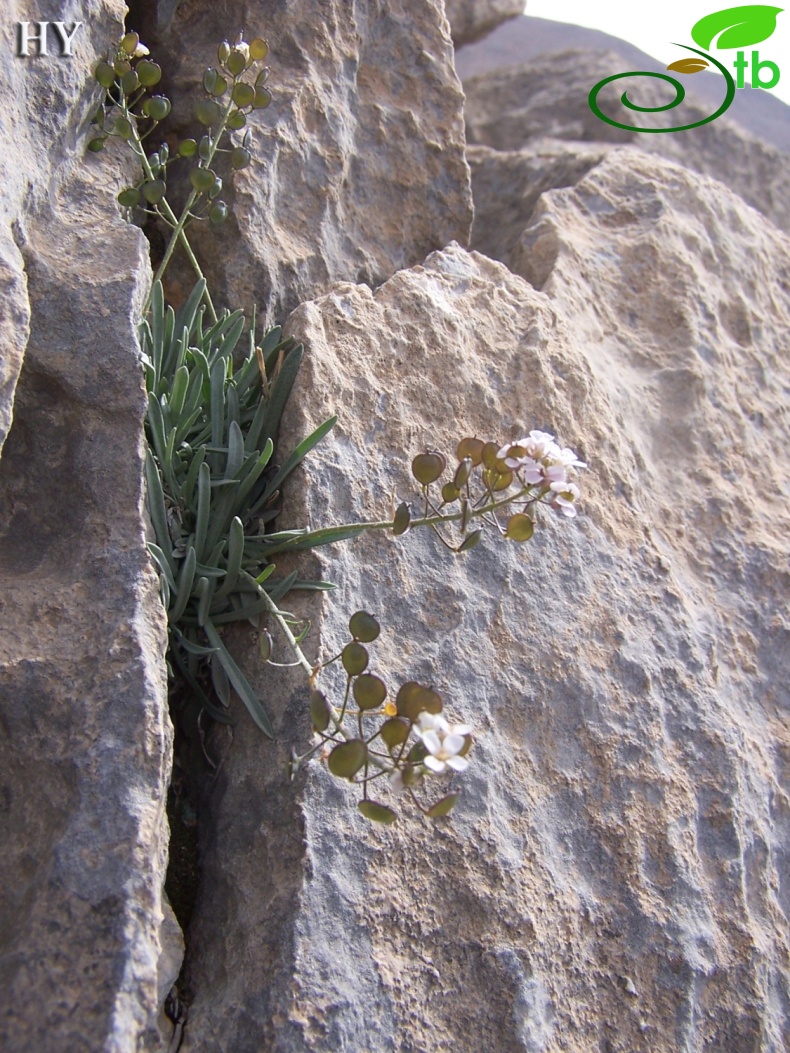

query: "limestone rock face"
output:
467 139 610 273
0 5 177 1050
463 50 790 236
181 150 790 1050
444 0 525 47
150 0 473 323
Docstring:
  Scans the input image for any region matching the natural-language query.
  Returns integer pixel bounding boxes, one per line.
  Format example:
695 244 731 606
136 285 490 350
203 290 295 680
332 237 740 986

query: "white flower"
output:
522 430 558 460
553 446 587 469
414 712 472 774
550 481 581 517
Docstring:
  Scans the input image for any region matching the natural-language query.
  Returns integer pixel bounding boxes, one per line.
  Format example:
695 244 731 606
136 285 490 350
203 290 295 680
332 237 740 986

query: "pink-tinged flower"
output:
550 481 581 517
522 430 558 460
414 712 473 774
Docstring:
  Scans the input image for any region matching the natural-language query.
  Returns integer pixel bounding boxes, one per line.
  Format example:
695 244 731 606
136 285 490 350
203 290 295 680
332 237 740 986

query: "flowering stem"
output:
119 88 238 323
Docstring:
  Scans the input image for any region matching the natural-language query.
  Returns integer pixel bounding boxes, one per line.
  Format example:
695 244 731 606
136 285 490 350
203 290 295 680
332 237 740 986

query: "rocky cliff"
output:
1 2 788 1052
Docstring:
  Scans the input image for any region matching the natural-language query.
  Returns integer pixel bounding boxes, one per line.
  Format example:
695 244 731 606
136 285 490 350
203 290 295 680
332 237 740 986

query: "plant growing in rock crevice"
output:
89 31 586 822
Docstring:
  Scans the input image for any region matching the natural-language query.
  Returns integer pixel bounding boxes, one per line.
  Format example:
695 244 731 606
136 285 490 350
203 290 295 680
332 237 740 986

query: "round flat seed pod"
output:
412 452 446 485
353 674 387 710
328 739 367 779
348 610 380 642
342 642 369 676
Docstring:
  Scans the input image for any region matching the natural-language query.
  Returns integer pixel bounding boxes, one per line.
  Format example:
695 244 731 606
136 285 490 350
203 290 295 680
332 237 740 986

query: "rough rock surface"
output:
149 0 473 323
181 151 790 1050
0 4 178 1050
463 49 790 236
444 0 525 47
467 139 611 272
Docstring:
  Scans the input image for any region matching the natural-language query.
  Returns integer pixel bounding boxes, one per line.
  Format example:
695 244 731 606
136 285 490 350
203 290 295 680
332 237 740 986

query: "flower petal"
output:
423 755 446 773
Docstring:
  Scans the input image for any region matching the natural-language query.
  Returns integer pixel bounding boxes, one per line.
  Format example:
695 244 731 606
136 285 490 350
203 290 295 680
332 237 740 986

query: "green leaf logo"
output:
691 5 783 49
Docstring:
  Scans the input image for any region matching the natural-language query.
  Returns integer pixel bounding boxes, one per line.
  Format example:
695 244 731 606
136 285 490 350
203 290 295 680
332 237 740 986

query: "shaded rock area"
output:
0 3 178 1051
463 49 790 238
182 143 790 1049
444 0 525 47
144 0 473 324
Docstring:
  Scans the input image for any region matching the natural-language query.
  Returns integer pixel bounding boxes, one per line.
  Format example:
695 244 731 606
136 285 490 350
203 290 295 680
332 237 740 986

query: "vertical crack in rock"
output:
0 3 179 1047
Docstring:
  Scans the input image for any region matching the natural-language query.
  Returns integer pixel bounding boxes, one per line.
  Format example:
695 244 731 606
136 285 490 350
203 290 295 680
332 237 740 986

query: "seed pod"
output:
255 67 270 86
249 37 269 60
87 137 106 152
441 482 460 504
113 58 132 76
227 110 247 130
259 629 273 662
158 142 169 164
195 99 222 126
505 513 534 542
412 452 446 486
358 800 397 824
407 741 428 764
456 437 484 466
454 457 473 488
209 201 228 224
481 442 500 469
226 48 247 76
208 176 223 200
137 59 162 86
328 739 367 780
232 82 255 107
117 187 141 207
94 61 116 88
190 167 217 193
178 138 198 157
143 95 171 120
380 717 410 749
353 674 387 711
483 468 513 492
458 529 482 553
217 40 231 63
113 116 133 139
309 690 330 732
121 70 139 93
198 135 212 161
252 87 272 109
427 793 460 818
396 681 442 721
203 67 227 97
342 642 369 676
121 31 139 55
148 152 161 175
142 179 166 204
392 502 410 536
231 146 252 170
349 610 380 642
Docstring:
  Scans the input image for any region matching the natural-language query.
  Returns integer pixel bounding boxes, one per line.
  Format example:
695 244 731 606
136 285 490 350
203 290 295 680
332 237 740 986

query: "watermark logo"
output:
589 4 782 132
16 21 83 57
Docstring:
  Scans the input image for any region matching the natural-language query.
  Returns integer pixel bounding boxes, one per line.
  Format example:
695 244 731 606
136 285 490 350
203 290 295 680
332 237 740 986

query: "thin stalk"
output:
121 89 237 322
